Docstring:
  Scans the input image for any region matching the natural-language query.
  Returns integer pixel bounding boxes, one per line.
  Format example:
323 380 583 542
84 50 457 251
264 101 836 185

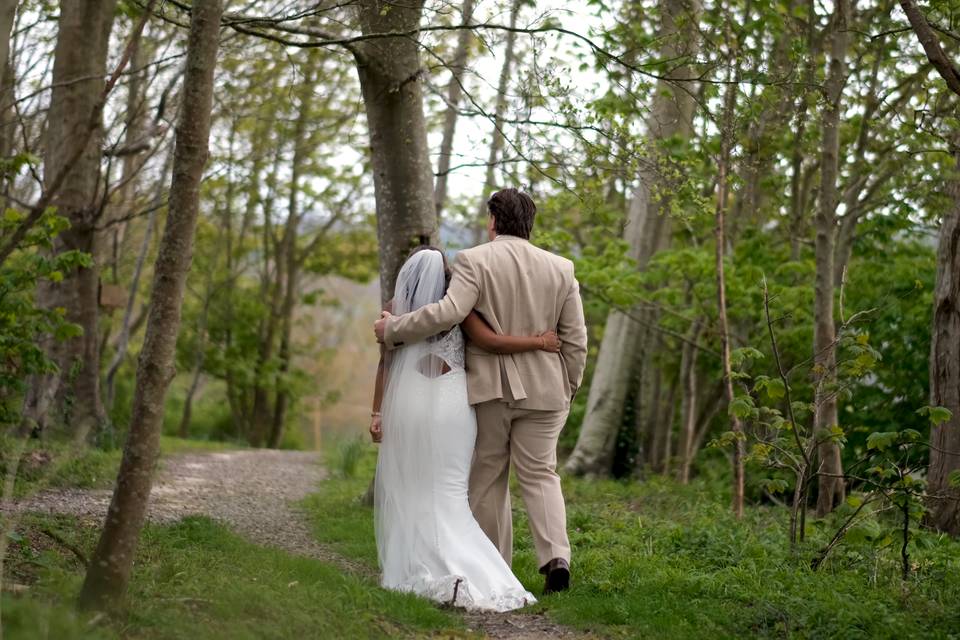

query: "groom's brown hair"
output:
487 188 536 239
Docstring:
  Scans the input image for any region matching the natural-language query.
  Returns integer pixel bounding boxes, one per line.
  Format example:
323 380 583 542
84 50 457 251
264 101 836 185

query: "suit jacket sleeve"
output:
558 275 588 399
384 251 481 348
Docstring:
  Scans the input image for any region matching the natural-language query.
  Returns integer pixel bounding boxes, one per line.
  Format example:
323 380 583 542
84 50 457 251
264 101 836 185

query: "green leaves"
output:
917 405 953 427
760 477 789 494
866 430 899 451
730 347 764 368
753 375 786 400
728 394 757 420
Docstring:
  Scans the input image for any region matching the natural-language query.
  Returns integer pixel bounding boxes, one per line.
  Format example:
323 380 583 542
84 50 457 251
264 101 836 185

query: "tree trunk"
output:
729 2 800 238
177 368 202 439
474 0 521 240
691 381 725 457
715 52 745 518
641 335 664 471
103 139 172 411
813 0 850 518
655 373 678 474
788 0 821 261
0 1 16 79
103 30 151 279
433 0 475 223
925 141 960 534
20 0 117 437
0 1 18 167
898 0 960 538
78 0 223 609
678 319 703 483
249 146 285 446
354 0 437 305
564 0 701 477
178 275 212 440
103 205 158 409
353 0 437 506
269 51 319 450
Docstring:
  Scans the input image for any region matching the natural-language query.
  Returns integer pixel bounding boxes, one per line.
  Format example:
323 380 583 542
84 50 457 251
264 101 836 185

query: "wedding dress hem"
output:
384 573 536 613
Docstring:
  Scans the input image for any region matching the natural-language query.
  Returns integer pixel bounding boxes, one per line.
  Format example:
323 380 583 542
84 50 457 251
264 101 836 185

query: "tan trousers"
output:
468 400 571 568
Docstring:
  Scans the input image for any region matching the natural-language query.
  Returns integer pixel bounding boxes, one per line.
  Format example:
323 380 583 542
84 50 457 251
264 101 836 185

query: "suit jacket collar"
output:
492 234 528 243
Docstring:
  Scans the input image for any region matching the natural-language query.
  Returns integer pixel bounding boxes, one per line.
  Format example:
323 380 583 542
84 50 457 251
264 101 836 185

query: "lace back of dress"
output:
427 327 465 373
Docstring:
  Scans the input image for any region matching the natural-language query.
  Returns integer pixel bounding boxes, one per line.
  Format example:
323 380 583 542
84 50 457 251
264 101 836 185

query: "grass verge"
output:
3 513 467 639
303 445 960 639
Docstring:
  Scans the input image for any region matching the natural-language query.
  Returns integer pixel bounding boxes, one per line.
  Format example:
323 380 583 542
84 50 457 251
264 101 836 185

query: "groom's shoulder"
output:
532 244 576 276
452 244 482 265
462 239 574 275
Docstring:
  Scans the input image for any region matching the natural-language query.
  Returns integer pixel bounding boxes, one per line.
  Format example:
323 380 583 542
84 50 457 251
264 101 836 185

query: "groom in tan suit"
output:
374 188 587 593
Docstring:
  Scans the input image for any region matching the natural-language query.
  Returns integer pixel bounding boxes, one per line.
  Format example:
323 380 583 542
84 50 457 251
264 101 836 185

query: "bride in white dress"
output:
370 247 560 612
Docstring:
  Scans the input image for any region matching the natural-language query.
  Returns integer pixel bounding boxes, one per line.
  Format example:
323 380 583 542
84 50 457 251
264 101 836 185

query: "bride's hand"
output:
369 414 383 443
538 330 562 353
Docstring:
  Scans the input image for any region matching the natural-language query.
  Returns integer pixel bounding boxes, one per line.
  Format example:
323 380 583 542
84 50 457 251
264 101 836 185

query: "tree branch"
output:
899 0 960 97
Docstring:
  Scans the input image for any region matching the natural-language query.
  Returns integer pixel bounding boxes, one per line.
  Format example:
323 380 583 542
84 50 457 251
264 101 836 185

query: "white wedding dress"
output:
375 250 535 612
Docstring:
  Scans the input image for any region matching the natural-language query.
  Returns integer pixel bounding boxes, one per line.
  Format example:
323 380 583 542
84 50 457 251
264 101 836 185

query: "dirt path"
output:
16 449 366 575
16 449 588 639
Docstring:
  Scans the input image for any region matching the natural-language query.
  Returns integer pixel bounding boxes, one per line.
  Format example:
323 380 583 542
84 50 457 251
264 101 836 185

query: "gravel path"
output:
15 449 365 575
15 449 588 639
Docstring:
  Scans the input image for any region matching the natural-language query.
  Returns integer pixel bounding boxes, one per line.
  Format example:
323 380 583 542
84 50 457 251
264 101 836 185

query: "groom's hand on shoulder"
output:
374 311 393 343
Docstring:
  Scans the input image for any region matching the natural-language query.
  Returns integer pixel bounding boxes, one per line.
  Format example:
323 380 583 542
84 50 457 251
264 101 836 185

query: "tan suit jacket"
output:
384 235 587 411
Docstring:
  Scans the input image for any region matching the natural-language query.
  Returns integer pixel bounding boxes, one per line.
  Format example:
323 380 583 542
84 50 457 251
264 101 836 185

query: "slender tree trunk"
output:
813 0 851 518
565 0 701 477
220 120 247 438
433 0 475 223
104 205 158 409
269 51 318 450
78 0 223 609
715 55 745 518
103 139 172 410
691 381 725 457
354 0 437 305
898 0 960 537
20 0 117 437
0 1 16 82
103 31 150 278
925 141 960 534
249 147 285 446
655 373 678 474
178 277 212 440
178 368 202 439
474 0 521 240
789 0 819 261
638 332 663 471
729 1 799 238
0 1 18 167
678 319 703 483
0 57 14 167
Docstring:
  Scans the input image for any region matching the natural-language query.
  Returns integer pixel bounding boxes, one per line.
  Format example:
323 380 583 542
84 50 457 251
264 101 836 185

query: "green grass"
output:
3 513 467 639
6 435 244 497
303 446 960 639
8 436 959 639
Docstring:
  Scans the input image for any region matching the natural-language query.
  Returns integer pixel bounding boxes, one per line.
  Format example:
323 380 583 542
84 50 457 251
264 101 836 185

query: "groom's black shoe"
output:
541 558 570 594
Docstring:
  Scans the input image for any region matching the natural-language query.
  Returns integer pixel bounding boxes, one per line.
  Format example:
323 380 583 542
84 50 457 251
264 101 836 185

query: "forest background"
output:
1 0 960 637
